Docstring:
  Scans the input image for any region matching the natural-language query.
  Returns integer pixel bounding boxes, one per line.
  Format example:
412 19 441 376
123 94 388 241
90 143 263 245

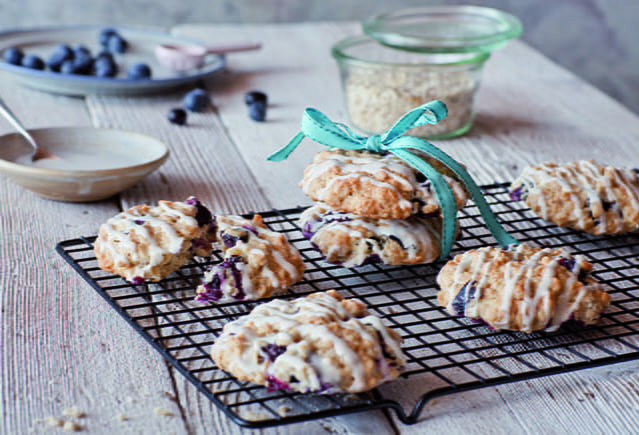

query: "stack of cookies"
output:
298 148 470 267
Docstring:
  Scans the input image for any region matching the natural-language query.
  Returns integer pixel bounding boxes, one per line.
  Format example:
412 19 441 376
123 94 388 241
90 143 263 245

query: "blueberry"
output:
248 101 266 122
46 44 74 71
3 47 24 65
73 45 92 58
21 55 45 70
451 281 477 315
261 344 287 362
127 63 151 80
509 187 523 202
388 234 405 250
94 57 118 77
167 108 187 125
59 59 78 74
183 88 210 112
99 28 118 47
107 34 128 54
244 90 267 106
72 53 94 75
95 50 114 62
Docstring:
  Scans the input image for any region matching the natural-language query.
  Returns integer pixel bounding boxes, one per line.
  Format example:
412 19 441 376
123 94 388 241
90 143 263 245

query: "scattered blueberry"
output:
248 101 267 122
244 90 267 106
107 34 128 53
21 54 45 70
167 108 187 125
99 28 118 47
183 88 210 112
3 47 24 65
127 63 151 79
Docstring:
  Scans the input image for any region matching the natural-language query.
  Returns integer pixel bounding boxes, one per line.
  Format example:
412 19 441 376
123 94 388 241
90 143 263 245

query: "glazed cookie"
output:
94 197 216 283
437 244 611 333
300 202 450 267
211 290 406 394
510 160 639 235
301 149 469 220
196 214 305 303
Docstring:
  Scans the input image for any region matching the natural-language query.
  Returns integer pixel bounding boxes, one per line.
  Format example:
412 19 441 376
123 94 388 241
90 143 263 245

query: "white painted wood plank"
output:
0 78 187 434
174 22 639 435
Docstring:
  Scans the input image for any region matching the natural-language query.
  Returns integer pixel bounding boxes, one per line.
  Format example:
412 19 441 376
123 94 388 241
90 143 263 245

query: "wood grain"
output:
3 20 639 435
0 79 186 434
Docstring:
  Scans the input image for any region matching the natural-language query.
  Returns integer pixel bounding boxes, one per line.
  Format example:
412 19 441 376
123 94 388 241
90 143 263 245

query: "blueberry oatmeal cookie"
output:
300 202 451 267
94 197 216 283
196 214 305 303
437 244 611 333
211 290 405 394
510 160 639 235
301 149 469 220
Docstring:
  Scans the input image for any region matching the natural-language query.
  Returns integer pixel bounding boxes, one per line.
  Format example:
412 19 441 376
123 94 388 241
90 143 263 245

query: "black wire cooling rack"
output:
56 183 639 429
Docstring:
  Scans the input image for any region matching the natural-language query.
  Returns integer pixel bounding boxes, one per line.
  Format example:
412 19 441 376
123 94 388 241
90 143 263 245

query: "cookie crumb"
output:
45 416 64 427
278 406 291 416
62 407 84 418
62 420 82 432
154 407 172 417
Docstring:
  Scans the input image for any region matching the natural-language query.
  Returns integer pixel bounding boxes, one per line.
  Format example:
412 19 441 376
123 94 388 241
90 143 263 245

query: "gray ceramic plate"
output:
0 26 226 96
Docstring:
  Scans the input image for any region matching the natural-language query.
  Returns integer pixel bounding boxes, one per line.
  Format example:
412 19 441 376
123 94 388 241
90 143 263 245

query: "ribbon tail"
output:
267 132 306 162
392 149 458 260
391 138 519 250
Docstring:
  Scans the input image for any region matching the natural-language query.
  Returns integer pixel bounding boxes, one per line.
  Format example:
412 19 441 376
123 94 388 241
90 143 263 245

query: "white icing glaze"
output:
519 161 639 233
300 203 442 267
214 292 405 393
445 245 595 332
97 202 198 280
200 215 303 302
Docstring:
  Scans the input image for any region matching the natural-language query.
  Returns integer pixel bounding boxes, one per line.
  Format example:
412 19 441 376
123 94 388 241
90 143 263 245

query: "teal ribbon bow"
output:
268 100 519 259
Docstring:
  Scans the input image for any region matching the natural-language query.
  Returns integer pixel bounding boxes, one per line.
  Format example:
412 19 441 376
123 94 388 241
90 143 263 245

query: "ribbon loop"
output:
267 100 519 259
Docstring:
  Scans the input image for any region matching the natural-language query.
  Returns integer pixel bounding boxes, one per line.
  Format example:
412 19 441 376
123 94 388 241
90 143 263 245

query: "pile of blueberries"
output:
2 28 152 80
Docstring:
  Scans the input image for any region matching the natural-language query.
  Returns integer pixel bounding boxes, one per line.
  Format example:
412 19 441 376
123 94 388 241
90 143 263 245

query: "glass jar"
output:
332 6 522 139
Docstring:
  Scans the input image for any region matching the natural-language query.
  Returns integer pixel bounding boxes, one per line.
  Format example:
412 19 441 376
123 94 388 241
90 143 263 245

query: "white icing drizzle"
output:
520 161 639 233
214 292 405 393
97 202 197 280
300 203 442 267
202 215 303 302
301 151 419 214
445 245 594 332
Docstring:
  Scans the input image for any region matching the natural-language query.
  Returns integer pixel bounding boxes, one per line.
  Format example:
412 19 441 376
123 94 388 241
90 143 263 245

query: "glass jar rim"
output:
362 5 522 54
331 34 491 68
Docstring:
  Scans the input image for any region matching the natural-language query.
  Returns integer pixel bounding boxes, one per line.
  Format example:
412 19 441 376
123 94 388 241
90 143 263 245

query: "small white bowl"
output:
0 127 169 202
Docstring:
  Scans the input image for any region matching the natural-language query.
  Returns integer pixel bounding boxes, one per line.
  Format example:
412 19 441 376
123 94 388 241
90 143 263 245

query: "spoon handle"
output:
204 42 262 54
0 96 39 150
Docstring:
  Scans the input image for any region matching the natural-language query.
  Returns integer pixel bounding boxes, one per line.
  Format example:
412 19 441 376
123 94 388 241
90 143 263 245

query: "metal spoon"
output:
0 96 58 162
155 41 262 72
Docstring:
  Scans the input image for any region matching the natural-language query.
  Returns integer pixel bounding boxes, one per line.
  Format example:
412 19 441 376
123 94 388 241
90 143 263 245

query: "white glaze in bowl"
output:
0 127 169 202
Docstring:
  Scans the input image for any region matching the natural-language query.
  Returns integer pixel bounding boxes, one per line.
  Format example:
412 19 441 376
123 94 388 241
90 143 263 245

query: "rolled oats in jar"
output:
332 6 522 139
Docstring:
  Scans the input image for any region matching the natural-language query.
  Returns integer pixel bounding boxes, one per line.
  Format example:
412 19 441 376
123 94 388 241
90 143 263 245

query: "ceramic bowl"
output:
0 127 169 202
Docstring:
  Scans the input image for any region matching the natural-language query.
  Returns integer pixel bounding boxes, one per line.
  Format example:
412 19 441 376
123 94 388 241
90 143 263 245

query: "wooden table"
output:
2 22 639 435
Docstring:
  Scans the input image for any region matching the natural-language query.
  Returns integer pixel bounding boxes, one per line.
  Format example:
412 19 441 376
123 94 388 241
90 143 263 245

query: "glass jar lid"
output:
363 5 523 54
